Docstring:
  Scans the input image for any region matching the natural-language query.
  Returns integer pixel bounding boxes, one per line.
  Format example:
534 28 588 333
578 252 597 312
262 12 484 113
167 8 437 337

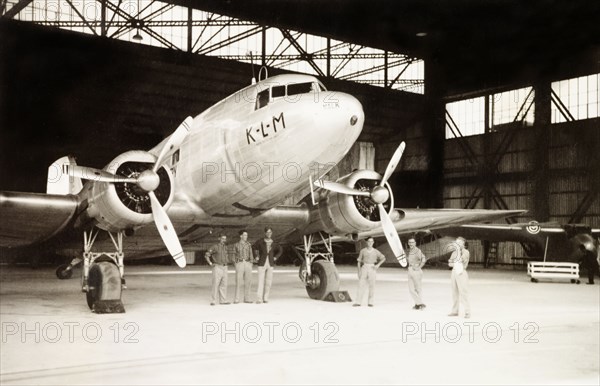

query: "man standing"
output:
234 230 255 303
448 237 471 318
579 244 600 285
353 237 386 307
253 227 283 303
205 234 230 306
407 237 427 310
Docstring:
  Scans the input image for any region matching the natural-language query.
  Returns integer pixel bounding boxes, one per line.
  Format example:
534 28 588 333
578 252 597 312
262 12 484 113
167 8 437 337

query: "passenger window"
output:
256 89 270 110
272 85 285 98
287 82 312 96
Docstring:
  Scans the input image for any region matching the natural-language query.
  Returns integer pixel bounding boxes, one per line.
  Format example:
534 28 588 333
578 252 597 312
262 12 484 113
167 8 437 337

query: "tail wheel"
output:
305 260 340 300
56 264 73 280
86 261 122 310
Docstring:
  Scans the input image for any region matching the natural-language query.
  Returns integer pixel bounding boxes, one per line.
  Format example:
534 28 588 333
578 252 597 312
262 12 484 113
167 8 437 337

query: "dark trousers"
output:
584 258 600 284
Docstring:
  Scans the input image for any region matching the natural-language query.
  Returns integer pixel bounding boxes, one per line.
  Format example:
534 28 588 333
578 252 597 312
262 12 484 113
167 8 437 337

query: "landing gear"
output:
298 232 340 300
80 229 126 313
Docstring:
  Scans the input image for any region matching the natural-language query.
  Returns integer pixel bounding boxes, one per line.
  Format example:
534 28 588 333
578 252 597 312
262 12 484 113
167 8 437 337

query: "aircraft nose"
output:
339 92 364 136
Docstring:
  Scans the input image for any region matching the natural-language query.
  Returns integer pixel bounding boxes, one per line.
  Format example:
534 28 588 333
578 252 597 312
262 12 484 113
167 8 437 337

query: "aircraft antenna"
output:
258 66 268 81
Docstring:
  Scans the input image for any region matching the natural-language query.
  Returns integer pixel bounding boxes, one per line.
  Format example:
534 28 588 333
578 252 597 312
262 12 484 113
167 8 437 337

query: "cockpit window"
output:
287 82 313 96
272 85 285 98
256 89 270 110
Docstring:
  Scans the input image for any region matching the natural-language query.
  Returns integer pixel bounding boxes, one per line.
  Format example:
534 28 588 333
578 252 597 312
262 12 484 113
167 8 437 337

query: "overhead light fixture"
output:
132 0 143 41
133 29 143 41
416 32 427 37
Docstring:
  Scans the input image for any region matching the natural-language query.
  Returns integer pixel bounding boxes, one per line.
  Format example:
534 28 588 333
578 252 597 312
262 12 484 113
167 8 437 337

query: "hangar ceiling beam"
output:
279 28 325 78
1 0 31 19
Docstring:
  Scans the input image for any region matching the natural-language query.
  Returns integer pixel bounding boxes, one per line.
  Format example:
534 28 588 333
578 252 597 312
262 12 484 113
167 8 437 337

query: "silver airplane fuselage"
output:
165 74 364 217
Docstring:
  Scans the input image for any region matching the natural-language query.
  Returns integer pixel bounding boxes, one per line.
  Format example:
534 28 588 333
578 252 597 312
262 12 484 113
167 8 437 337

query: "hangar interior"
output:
1 0 599 266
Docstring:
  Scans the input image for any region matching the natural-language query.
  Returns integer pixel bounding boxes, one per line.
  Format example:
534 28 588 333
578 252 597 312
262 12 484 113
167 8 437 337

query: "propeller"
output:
315 141 407 267
65 116 194 268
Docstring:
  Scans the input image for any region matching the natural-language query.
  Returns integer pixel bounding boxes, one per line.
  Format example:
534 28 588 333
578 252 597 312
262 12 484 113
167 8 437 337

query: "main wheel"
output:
56 264 73 280
86 261 123 310
305 260 340 300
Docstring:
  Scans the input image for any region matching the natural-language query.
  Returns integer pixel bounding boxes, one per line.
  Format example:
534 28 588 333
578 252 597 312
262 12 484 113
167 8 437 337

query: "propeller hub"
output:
371 185 390 204
137 170 160 192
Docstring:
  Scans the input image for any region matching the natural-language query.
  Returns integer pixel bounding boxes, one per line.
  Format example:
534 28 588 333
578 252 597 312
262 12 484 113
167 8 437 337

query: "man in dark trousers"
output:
579 244 600 285
253 227 283 303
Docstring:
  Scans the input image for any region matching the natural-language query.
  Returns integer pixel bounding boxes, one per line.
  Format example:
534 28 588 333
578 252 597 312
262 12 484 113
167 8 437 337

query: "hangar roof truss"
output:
2 0 424 93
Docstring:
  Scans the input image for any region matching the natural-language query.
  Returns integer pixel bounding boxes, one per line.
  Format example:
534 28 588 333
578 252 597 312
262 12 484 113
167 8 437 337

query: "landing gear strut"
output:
297 232 340 300
80 228 126 313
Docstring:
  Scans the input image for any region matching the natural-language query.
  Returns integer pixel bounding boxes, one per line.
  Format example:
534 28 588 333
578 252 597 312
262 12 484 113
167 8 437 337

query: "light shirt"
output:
450 245 469 274
265 239 273 254
358 247 385 265
407 247 427 270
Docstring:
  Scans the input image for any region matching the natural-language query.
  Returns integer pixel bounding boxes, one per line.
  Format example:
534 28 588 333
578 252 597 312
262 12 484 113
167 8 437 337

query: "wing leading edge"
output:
0 191 79 247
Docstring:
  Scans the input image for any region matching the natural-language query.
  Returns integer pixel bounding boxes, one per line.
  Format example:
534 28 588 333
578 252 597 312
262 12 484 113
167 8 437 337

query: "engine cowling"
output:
315 170 404 237
84 151 175 232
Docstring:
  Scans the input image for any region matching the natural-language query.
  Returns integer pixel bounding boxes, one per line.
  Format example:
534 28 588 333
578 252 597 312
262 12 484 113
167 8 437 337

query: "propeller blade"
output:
380 141 406 186
64 165 136 183
313 179 370 196
153 116 194 172
378 204 407 267
148 191 186 268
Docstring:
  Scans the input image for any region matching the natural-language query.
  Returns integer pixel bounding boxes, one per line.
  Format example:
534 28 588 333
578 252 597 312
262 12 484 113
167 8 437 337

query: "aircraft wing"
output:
437 221 598 245
0 191 80 247
350 208 526 240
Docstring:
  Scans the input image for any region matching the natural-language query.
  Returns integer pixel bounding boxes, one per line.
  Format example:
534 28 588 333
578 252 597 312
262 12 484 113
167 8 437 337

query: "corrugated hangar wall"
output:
0 20 424 194
443 120 600 264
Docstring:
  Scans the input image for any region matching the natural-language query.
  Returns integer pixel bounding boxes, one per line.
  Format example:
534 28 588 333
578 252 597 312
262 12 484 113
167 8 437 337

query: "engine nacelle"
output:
83 151 174 232
315 170 404 237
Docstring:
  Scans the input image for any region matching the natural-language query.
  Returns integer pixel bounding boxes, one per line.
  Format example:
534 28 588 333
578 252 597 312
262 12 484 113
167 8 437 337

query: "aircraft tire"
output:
56 264 73 280
306 260 340 300
86 261 122 310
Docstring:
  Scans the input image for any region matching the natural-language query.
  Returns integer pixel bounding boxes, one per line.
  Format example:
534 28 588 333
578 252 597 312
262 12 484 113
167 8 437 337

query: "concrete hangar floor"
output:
0 264 598 385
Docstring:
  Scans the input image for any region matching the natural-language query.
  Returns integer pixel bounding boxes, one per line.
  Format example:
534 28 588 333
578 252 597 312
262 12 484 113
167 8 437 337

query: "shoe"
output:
220 302 231 305
244 300 253 304
587 282 594 285
255 300 263 304
447 313 458 317
418 304 426 310
368 304 374 307
352 303 360 307
464 313 471 319
233 301 239 304
210 302 215 306
263 300 268 303
412 305 419 310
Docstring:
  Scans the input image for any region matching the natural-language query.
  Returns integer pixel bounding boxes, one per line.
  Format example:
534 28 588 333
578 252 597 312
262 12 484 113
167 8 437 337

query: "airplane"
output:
437 221 600 263
0 72 525 313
